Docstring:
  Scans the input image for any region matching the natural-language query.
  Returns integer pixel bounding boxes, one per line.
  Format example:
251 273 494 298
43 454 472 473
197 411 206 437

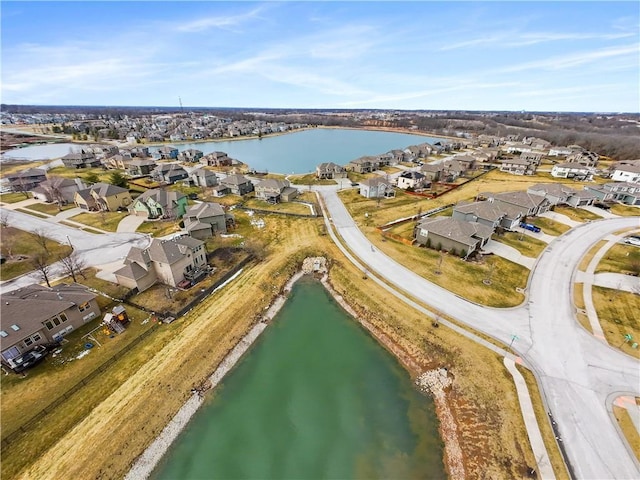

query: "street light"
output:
66 235 73 249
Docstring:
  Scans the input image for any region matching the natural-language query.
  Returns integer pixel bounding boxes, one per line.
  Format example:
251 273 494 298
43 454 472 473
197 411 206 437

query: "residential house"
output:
316 162 347 179
189 167 219 188
527 183 575 206
520 152 543 165
450 155 476 170
500 158 537 175
154 146 179 160
151 163 189 184
211 184 231 197
7 168 47 192
419 163 443 182
183 202 230 239
548 146 574 157
220 174 254 195
453 201 507 230
585 182 640 206
129 146 150 158
74 183 132 211
126 158 156 176
201 151 233 167
414 217 492 258
359 176 395 199
1 284 100 368
114 236 207 291
483 190 551 217
348 156 376 173
30 176 86 204
611 163 640 184
104 154 131 170
388 149 406 163
179 149 204 163
524 137 551 151
61 151 101 169
441 159 466 181
255 179 298 203
130 188 188 219
551 162 594 181
396 171 429 190
567 150 599 167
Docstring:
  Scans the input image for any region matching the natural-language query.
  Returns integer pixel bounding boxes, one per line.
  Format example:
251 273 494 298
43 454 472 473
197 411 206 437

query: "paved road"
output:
0 209 149 293
318 187 640 479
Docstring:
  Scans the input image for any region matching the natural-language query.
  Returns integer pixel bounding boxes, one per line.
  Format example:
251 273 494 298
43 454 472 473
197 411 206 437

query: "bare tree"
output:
59 250 87 282
31 228 50 254
31 253 52 287
0 209 9 228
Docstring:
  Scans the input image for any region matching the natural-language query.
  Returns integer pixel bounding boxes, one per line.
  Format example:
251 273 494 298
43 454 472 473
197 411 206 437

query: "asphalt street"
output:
319 186 640 479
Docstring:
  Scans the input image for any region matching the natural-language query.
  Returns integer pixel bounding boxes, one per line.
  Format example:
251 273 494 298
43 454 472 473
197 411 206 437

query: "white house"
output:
611 164 640 184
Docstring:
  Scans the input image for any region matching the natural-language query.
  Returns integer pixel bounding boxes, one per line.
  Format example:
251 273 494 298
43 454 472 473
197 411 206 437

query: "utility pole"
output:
178 96 184 113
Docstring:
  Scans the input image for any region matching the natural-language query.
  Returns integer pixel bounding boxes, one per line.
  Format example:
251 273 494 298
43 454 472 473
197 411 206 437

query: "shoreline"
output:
125 262 461 479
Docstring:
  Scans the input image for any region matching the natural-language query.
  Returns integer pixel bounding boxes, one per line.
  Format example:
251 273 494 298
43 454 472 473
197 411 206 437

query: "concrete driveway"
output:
117 214 147 233
482 240 536 269
540 210 582 228
318 187 640 479
580 205 620 219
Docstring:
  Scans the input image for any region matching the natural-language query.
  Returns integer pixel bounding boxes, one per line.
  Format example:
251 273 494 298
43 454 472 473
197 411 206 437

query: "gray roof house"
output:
359 176 395 199
499 158 537 176
189 168 219 188
30 176 86 204
126 158 156 176
1 284 100 368
452 201 510 230
220 174 254 195
316 162 347 179
414 217 493 258
611 163 640 184
7 168 47 192
585 182 640 206
482 191 551 217
114 236 207 291
183 202 230 240
151 163 189 184
61 151 101 168
396 171 429 190
551 162 594 181
255 179 298 203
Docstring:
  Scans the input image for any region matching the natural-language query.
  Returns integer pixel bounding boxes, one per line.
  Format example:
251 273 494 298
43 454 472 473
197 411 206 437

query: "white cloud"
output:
174 6 266 33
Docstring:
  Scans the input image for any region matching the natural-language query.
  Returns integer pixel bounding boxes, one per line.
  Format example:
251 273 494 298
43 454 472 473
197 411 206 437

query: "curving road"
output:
318 187 640 479
0 209 149 294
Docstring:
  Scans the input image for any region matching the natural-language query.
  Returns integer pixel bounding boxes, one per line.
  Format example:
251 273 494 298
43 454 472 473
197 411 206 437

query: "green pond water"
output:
152 279 445 479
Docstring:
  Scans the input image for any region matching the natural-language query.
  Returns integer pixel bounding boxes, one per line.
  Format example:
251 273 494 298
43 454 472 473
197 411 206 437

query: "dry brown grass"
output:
554 206 603 222
2 213 559 480
494 231 547 258
596 243 640 275
528 217 571 236
593 286 640 358
579 240 608 271
610 204 640 216
573 283 592 334
613 404 640 462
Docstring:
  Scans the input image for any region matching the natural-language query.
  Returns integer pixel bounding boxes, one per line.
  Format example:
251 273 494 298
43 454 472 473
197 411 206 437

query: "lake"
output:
152 279 445 480
1 128 441 174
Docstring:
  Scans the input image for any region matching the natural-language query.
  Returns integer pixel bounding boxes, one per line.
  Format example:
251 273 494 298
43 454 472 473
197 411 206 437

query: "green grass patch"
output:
136 220 180 237
288 173 337 185
610 204 640 216
46 166 112 184
24 202 75 215
528 216 571 236
593 286 640 358
596 243 640 275
68 211 126 232
554 206 602 222
0 226 73 280
14 208 48 218
0 192 30 203
493 231 547 257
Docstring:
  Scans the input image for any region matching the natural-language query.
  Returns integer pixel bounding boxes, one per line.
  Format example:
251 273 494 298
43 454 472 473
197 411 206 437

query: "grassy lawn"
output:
0 227 73 280
0 192 30 203
47 166 112 184
610 204 640 216
593 286 640 358
288 173 337 185
136 219 181 237
613 405 640 462
243 198 314 215
579 240 608 271
14 208 48 218
554 206 602 222
369 233 527 307
596 243 640 275
69 211 126 232
528 216 571 236
200 194 243 207
0 161 49 177
493 231 547 258
24 202 75 215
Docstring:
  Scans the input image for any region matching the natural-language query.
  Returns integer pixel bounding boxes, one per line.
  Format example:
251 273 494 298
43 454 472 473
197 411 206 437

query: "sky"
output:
1 1 638 112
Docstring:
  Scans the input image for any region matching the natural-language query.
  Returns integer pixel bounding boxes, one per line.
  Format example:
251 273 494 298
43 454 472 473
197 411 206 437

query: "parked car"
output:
623 237 640 247
519 222 541 233
594 202 611 210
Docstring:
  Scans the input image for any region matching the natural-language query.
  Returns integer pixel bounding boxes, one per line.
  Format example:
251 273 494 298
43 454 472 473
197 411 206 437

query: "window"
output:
60 313 68 323
0 331 7 338
78 302 90 312
45 321 54 330
24 337 33 347
32 333 42 342
11 324 20 331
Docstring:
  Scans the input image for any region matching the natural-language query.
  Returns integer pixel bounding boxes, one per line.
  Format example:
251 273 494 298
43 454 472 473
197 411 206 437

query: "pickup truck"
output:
519 222 541 233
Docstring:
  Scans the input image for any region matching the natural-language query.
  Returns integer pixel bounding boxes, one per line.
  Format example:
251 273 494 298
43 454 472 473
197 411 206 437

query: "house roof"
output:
417 217 493 247
360 176 391 187
89 182 129 198
114 261 150 281
485 191 548 210
7 168 46 181
554 162 590 170
317 162 343 171
141 237 203 265
614 164 640 174
454 201 505 222
184 220 212 233
135 189 186 209
0 284 96 350
185 202 225 219
190 167 217 179
221 174 250 186
399 171 426 180
256 179 289 191
528 183 577 198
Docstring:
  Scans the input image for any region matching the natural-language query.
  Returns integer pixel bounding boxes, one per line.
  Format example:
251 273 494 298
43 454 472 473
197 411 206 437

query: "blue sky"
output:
1 1 638 112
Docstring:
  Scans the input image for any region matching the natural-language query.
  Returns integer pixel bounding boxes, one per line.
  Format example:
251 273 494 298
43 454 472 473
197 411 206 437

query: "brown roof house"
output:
61 151 101 168
220 174 254 195
1 284 100 369
201 151 233 167
255 179 298 203
414 217 493 258
30 176 87 204
114 236 207 292
7 168 47 193
183 202 231 240
74 182 132 211
189 168 219 188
